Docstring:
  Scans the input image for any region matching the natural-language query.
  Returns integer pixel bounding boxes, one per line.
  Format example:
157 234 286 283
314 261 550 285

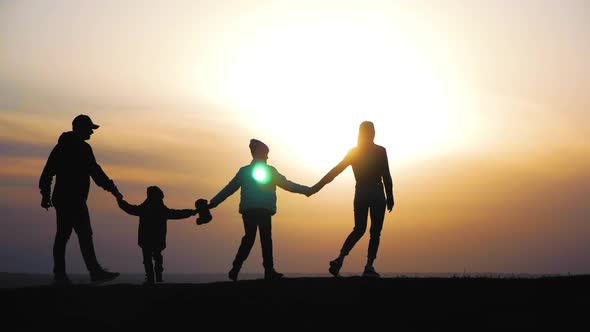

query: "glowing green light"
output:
252 163 271 184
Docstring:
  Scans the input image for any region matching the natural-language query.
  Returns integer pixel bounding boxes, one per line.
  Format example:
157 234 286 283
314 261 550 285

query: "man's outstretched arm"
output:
88 146 120 197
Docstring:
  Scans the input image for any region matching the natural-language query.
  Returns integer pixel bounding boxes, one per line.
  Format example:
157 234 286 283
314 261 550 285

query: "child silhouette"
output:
208 139 314 281
117 186 199 284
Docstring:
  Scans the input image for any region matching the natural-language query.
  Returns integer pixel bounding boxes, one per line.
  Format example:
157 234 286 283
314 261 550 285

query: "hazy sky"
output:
1 0 589 275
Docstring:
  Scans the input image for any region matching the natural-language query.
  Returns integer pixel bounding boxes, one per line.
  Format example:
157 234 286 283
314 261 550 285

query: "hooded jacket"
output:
117 198 194 249
210 160 311 215
39 131 116 207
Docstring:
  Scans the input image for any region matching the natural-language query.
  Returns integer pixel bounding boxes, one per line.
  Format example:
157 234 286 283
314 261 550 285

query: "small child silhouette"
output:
117 186 199 284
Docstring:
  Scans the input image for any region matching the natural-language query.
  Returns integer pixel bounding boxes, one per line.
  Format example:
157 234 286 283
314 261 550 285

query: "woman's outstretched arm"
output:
311 150 352 194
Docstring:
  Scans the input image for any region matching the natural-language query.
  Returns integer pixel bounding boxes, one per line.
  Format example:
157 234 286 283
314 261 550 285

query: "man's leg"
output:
53 208 74 283
72 205 101 272
73 204 119 283
229 213 258 281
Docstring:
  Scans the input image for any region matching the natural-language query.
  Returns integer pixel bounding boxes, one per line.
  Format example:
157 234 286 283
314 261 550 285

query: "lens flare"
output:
252 163 271 184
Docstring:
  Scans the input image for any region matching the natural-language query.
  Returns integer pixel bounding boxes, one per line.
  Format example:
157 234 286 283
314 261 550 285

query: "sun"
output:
198 3 469 170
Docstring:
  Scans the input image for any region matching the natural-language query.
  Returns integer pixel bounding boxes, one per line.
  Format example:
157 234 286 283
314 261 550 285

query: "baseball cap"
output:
72 114 100 129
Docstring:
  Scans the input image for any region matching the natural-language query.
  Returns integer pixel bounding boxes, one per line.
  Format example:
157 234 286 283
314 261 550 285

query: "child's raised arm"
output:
117 198 141 216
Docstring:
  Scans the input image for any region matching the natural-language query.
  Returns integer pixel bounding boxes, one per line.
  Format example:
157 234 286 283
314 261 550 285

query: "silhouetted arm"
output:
312 151 352 193
117 199 141 216
39 144 61 208
167 208 197 220
273 168 312 195
209 171 242 209
88 146 118 194
382 149 394 212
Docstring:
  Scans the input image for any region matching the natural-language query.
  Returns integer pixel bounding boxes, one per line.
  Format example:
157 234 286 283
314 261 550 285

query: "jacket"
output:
39 131 116 207
210 160 310 215
118 199 194 249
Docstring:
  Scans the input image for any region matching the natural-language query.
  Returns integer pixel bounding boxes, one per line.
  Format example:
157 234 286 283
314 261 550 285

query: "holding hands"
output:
306 180 394 213
113 190 124 201
304 183 324 197
311 183 324 196
106 179 123 201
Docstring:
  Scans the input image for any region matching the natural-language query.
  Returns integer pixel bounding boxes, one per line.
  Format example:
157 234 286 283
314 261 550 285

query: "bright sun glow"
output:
252 162 271 184
198 3 470 170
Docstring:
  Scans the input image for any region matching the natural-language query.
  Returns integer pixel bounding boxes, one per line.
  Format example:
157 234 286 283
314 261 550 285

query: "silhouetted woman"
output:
312 121 394 277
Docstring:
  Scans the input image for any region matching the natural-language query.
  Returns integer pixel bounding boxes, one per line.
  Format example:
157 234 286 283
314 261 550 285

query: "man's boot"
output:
53 273 72 287
90 266 120 284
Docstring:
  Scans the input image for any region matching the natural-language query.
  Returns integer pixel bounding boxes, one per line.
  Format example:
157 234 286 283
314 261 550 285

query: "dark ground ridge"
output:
2 275 588 330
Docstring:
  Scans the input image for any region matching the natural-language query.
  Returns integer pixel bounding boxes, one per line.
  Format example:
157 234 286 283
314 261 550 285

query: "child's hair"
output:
146 186 164 201
249 139 269 158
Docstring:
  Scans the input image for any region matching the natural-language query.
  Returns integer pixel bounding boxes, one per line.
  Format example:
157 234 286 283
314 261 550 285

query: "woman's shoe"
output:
329 259 342 277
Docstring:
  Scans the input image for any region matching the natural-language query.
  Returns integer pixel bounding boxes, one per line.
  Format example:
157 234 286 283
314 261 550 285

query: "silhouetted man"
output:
39 114 121 285
208 139 313 281
312 121 394 277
